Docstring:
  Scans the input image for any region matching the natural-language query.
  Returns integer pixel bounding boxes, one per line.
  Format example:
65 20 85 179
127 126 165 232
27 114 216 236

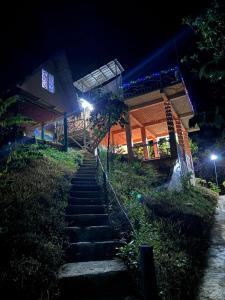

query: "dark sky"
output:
0 0 210 90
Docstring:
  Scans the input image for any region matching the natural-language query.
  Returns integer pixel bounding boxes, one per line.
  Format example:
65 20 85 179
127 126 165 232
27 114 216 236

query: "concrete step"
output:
66 214 109 226
77 169 96 174
70 184 101 191
71 180 98 187
65 241 121 262
66 204 106 214
66 225 114 242
58 260 132 298
71 177 97 183
82 163 96 167
80 165 97 169
70 190 100 198
73 171 96 175
73 174 97 180
78 168 97 173
75 173 97 178
69 297 138 300
69 197 103 205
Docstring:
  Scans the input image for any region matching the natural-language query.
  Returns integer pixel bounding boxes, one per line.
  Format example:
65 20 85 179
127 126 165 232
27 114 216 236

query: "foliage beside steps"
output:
108 155 217 300
0 144 83 300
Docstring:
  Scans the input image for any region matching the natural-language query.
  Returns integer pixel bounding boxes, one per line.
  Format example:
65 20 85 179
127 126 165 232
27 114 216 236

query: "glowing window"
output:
42 69 55 93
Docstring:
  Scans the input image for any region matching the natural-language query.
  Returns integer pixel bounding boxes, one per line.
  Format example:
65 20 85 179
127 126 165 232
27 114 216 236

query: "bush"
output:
109 159 217 299
196 177 221 194
0 144 83 299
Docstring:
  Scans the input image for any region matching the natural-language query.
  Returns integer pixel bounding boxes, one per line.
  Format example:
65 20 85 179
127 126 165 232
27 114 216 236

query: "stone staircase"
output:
58 152 135 299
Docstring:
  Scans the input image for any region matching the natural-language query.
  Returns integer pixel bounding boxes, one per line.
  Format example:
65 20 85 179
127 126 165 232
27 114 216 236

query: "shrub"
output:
109 159 217 299
196 177 221 194
0 144 83 299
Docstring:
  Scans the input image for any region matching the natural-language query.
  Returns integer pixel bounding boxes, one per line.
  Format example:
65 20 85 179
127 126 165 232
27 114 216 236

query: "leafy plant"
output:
108 158 217 299
183 0 225 83
0 144 83 299
90 94 127 130
158 138 170 156
0 96 32 146
182 0 225 135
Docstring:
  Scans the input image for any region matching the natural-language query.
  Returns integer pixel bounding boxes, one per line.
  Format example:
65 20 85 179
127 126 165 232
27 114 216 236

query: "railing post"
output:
64 112 68 152
41 123 45 140
96 148 99 169
103 171 107 202
140 245 158 300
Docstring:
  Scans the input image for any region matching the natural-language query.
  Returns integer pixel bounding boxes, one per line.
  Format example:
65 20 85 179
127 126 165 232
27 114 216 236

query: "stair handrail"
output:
96 149 135 234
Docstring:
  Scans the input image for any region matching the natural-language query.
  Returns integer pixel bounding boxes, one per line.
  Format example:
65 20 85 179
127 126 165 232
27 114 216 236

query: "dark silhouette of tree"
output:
182 0 225 134
0 97 32 146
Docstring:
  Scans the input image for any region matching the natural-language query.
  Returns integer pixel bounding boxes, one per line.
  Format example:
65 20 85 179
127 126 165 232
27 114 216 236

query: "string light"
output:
121 66 179 89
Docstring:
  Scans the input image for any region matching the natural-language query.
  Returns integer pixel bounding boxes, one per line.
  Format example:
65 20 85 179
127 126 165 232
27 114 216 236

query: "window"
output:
42 69 55 93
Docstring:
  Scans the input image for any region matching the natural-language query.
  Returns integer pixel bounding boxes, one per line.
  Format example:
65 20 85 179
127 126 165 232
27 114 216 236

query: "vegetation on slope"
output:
107 155 217 300
0 144 83 300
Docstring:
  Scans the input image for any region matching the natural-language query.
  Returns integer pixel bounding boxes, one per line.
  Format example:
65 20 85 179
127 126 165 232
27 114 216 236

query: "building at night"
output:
99 68 199 180
2 53 198 182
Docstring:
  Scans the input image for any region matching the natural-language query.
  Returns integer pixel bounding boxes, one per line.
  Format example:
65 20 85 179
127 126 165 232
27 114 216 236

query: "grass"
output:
107 155 218 300
0 144 83 300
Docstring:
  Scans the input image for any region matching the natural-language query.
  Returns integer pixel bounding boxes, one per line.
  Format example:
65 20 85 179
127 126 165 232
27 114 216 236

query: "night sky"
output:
0 0 211 109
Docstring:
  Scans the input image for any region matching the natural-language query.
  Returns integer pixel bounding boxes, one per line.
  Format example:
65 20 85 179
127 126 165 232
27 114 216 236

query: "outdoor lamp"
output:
210 154 218 187
80 98 94 111
210 154 218 161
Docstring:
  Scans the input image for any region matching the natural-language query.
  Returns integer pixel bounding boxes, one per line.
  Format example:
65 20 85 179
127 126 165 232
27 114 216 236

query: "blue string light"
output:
121 66 178 89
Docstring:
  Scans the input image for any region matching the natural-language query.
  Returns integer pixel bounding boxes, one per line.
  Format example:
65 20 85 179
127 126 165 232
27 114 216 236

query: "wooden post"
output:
153 138 160 159
162 94 177 158
125 111 134 162
140 245 158 300
41 123 45 140
141 127 149 160
64 112 68 152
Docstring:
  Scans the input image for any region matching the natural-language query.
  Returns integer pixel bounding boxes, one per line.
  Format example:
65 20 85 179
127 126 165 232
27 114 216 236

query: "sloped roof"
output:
73 59 124 92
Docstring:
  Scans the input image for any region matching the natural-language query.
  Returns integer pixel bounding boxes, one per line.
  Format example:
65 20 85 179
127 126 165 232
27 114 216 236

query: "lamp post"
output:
80 98 94 149
210 154 218 187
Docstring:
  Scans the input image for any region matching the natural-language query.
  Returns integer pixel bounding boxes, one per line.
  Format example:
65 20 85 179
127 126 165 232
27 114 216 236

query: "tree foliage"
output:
183 0 225 82
182 0 225 134
87 93 128 152
0 97 32 146
89 93 127 132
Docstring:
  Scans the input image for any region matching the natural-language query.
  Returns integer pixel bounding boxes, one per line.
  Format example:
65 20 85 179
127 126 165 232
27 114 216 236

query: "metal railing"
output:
123 67 181 99
96 148 135 238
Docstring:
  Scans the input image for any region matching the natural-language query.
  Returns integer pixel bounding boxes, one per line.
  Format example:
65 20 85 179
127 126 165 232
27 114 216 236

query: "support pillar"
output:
175 119 186 160
163 95 177 158
64 112 68 152
125 111 134 162
183 129 194 170
175 119 185 150
153 138 160 159
183 129 191 157
141 127 149 160
41 123 45 140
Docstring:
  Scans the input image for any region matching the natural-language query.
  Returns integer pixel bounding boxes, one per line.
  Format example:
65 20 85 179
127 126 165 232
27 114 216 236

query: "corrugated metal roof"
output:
73 59 124 92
